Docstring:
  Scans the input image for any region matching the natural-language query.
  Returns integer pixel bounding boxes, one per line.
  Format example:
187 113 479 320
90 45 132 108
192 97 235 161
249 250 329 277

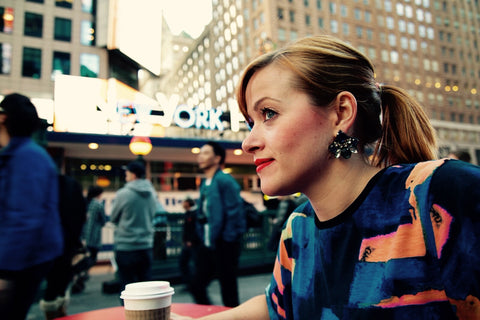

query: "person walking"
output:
39 174 87 319
178 198 200 292
110 160 157 295
0 93 63 320
84 185 107 267
69 185 107 294
447 150 471 163
190 141 246 307
171 35 480 319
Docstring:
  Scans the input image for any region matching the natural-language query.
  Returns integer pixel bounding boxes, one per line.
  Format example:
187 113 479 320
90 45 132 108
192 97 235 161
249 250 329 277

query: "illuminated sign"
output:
53 75 245 136
118 101 224 131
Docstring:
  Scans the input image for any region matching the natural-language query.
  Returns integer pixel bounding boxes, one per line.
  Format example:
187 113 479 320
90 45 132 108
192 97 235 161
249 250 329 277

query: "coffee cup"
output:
120 281 174 320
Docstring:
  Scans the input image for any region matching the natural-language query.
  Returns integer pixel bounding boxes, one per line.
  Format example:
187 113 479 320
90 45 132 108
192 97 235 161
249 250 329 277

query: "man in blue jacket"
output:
191 141 246 307
0 93 63 320
110 160 157 294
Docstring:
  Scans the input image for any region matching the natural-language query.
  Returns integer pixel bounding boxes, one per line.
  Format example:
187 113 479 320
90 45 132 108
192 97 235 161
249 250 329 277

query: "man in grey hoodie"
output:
110 160 157 292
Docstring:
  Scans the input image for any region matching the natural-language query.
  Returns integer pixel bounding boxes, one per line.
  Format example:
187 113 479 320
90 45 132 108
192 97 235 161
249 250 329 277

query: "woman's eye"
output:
262 108 277 121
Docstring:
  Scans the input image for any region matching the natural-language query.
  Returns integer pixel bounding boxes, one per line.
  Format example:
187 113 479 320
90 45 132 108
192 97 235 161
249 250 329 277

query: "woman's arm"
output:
171 294 270 320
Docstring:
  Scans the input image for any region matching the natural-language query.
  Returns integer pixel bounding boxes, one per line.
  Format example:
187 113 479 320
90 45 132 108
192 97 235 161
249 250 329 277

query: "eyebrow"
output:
251 97 281 112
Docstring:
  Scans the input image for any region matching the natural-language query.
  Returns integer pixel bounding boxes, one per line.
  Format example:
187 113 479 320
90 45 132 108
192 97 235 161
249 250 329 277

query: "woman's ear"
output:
333 91 357 132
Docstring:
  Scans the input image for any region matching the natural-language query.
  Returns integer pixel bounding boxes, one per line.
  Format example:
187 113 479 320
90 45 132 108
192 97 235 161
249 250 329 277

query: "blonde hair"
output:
236 35 437 166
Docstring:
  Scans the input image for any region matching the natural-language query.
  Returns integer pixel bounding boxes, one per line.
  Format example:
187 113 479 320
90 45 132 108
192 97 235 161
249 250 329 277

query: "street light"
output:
129 136 152 159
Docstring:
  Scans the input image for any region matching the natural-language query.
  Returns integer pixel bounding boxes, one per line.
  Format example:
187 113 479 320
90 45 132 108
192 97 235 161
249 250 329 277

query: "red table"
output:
55 303 231 319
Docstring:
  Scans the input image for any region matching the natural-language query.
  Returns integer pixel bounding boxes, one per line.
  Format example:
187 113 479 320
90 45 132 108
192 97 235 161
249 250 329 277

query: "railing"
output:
150 210 278 282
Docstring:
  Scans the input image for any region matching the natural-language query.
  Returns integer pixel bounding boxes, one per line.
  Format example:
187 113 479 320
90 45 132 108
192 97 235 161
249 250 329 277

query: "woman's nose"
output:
242 128 261 154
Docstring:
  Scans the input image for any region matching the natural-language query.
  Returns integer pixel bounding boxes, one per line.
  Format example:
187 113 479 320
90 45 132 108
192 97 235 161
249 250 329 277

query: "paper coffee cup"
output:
120 281 174 320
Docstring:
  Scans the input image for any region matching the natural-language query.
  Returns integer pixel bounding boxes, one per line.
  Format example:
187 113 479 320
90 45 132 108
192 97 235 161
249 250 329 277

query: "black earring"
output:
328 130 359 159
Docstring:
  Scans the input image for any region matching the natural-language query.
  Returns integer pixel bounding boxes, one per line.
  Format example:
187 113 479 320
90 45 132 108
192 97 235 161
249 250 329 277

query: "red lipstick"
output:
254 158 274 173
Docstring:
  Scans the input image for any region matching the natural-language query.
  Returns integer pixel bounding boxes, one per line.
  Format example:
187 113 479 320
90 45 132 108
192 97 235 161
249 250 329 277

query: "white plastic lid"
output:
120 281 174 300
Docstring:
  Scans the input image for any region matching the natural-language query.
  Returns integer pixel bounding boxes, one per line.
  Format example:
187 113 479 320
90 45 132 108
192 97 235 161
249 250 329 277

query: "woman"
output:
172 35 480 319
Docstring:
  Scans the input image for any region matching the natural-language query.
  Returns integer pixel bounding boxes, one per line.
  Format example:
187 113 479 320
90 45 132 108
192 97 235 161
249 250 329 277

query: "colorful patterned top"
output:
266 159 480 319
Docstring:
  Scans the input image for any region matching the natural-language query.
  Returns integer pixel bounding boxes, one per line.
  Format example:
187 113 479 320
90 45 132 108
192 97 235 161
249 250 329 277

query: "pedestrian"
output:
190 141 246 307
40 174 87 319
69 185 107 294
447 150 471 163
178 197 200 292
0 93 64 320
84 185 107 267
110 160 157 295
171 35 480 319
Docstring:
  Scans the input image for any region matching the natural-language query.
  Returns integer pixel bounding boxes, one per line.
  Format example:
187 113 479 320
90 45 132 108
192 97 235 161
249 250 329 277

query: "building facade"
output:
158 0 480 163
0 0 108 98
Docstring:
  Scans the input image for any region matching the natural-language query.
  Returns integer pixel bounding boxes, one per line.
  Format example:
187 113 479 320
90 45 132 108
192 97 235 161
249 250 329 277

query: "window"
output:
52 51 70 79
365 11 371 23
290 30 298 41
356 26 363 38
56 0 73 9
277 8 284 20
80 53 99 77
82 0 94 13
22 47 41 78
386 16 394 29
318 17 324 28
54 17 72 41
354 8 361 19
80 20 95 46
329 2 336 14
278 28 286 41
1 7 14 33
388 34 396 46
0 43 12 74
26 0 44 3
330 20 338 33
305 14 311 26
289 10 295 22
366 28 373 40
24 12 43 37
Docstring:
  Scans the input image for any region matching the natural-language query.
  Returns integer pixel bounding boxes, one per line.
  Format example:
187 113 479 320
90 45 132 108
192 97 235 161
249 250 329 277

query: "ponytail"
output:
371 85 437 167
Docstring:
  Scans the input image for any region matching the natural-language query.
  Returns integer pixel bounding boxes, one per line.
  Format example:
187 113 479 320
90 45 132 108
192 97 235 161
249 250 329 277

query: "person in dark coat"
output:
0 93 63 320
39 175 87 319
178 198 200 291
84 186 107 265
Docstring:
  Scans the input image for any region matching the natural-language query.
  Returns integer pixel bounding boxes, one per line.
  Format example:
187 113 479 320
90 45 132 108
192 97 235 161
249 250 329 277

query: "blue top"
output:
266 159 480 319
0 137 63 270
196 169 246 248
84 198 107 250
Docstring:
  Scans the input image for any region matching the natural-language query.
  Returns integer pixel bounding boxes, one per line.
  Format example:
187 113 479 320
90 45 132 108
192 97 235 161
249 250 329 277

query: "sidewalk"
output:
27 264 272 320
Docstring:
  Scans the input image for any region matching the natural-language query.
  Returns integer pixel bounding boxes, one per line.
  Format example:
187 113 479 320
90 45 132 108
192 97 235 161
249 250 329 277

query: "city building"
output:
160 0 480 163
2 0 480 194
0 0 258 205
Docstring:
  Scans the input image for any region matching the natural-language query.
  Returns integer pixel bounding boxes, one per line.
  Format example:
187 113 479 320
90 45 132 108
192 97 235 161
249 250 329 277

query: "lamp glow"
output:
129 136 152 156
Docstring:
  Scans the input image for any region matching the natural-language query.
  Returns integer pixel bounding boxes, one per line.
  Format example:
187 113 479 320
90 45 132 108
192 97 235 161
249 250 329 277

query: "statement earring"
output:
328 130 359 159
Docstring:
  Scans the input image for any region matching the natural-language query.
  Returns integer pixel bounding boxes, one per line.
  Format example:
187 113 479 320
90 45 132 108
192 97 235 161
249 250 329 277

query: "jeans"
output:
0 260 54 320
115 248 153 292
191 240 241 307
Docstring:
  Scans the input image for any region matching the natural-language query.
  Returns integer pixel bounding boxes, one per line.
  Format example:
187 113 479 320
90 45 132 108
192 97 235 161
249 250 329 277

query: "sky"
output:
115 0 213 75
161 0 213 38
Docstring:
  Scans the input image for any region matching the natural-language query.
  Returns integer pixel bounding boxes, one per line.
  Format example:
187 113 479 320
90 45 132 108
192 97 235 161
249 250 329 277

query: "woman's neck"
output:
306 156 381 222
